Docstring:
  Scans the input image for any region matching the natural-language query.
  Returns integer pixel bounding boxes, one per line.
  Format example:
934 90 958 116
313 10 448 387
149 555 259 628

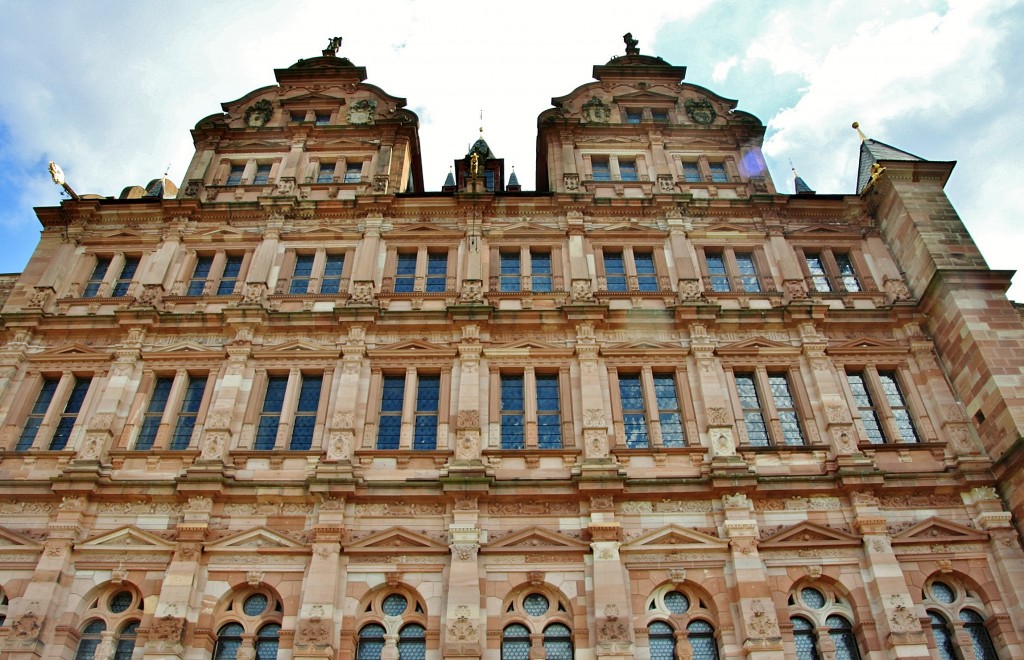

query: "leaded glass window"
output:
395 253 417 292
383 594 408 615
806 255 831 292
960 610 998 660
792 616 820 660
255 376 287 450
619 374 650 448
543 623 573 660
619 159 638 181
502 623 530 660
654 374 686 447
290 375 322 450
50 377 92 450
377 375 405 450
321 254 345 294
187 256 213 296
846 372 886 444
878 372 920 442
109 591 134 614
735 253 761 292
682 162 701 183
413 375 440 450
243 594 269 616
114 621 138 660
635 251 658 291
664 590 689 614
801 587 825 609
536 374 561 449
83 257 111 298
399 623 425 660
226 165 244 186
75 620 106 660
592 158 611 181
112 257 139 297
735 374 769 446
604 251 628 292
523 593 549 616
357 624 386 660
170 376 205 450
316 162 335 184
500 252 521 292
217 255 243 296
501 374 525 449
16 377 58 451
255 623 280 660
929 611 957 660
344 162 363 183
136 377 173 450
253 164 271 185
425 252 447 292
826 615 861 660
531 252 552 292
709 162 729 183
769 374 805 445
649 621 676 660
290 255 314 294
688 620 720 660
930 582 956 604
835 254 861 292
215 622 244 660
706 253 730 292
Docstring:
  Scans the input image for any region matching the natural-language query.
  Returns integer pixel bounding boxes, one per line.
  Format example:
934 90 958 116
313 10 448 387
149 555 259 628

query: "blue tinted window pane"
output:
769 375 805 445
113 623 138 660
706 254 730 292
357 623 385 660
826 616 861 660
383 594 408 615
426 252 447 292
316 163 335 183
543 623 573 660
604 251 627 292
619 374 649 448
665 590 689 614
501 375 525 449
170 377 205 450
846 372 886 443
929 612 957 660
50 378 92 450
961 610 998 660
75 639 102 660
682 162 701 182
619 159 638 181
296 375 322 413
290 255 314 294
226 165 244 186
709 162 728 183
536 374 561 449
500 252 521 292
835 254 861 292
635 251 658 291
291 375 322 450
802 587 826 609
649 622 675 660
255 623 279 660
878 372 920 443
531 252 552 292
806 255 831 292
215 623 244 660
262 377 288 413
592 159 611 181
735 253 760 292
792 617 820 660
399 624 425 660
253 164 271 185
137 377 173 450
395 253 417 292
17 379 59 451
377 376 405 449
524 593 549 616
187 256 213 296
110 591 133 613
112 257 139 297
414 375 439 450
217 256 243 295
502 624 530 660
381 375 406 412
83 258 111 298
654 374 685 447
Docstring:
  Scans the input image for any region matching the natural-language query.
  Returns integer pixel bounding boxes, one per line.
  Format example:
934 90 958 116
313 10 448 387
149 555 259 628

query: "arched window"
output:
923 577 1001 660
214 622 245 660
648 621 675 660
75 620 106 660
502 623 530 660
788 584 862 660
960 610 998 660
114 621 139 660
543 622 573 660
688 620 720 660
791 616 820 660
645 584 720 660
399 623 425 660
928 611 957 660
357 623 386 660
255 623 280 660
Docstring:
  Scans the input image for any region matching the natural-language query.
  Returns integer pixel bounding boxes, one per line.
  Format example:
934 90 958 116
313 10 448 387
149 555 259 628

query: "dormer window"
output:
253 164 272 185
314 112 331 126
624 109 643 124
226 164 245 186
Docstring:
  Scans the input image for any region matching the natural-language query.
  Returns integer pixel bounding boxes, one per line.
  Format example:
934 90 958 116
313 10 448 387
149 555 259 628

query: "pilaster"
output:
444 499 482 659
588 496 632 660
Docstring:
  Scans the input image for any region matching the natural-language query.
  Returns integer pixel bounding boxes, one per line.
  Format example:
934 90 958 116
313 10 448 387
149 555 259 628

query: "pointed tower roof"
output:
507 169 519 187
443 170 456 188
792 168 815 195
854 122 924 193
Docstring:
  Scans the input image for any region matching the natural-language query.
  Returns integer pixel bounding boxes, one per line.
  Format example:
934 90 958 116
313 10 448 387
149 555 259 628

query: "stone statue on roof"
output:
623 33 639 55
325 36 342 56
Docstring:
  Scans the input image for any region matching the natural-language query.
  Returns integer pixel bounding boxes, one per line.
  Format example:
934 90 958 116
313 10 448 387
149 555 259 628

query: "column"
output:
293 498 347 660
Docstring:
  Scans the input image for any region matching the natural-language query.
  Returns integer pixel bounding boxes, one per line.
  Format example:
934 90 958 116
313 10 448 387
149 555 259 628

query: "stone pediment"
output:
716 337 798 355
205 527 307 552
484 527 589 554
828 337 904 355
254 340 338 359
283 225 360 238
590 221 665 235
759 522 861 548
32 343 112 362
148 342 220 354
345 527 448 554
492 221 563 235
369 339 455 354
581 136 645 146
96 229 149 240
611 90 679 103
787 226 859 238
602 339 687 356
385 223 465 239
0 526 44 550
485 339 573 358
191 226 253 239
279 90 348 104
891 517 988 545
622 524 726 551
77 525 177 553
702 222 756 234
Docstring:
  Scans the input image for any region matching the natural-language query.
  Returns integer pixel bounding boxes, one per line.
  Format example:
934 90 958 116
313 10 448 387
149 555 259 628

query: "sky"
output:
1 0 1022 299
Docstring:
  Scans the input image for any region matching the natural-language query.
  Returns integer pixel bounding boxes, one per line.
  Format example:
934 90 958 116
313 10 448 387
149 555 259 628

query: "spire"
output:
792 166 815 195
442 167 456 192
853 122 924 194
507 166 520 192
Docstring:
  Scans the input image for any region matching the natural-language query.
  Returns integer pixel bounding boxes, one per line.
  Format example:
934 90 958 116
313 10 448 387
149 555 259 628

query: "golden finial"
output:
852 121 868 142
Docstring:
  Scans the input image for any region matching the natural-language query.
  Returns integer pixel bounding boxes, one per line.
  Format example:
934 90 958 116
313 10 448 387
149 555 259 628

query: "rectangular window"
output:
734 373 769 447
111 257 139 297
377 375 406 450
768 374 805 445
344 162 362 183
253 164 272 185
735 253 761 293
255 376 287 450
413 375 440 450
50 377 92 450
187 256 213 296
135 377 173 450
709 162 729 183
394 252 417 293
803 250 863 293
170 376 206 450
624 109 643 124
290 254 315 294
652 109 669 123
314 112 331 126
425 252 447 293
290 375 322 450
879 371 920 443
500 374 525 449
805 254 832 292
846 372 886 444
531 252 552 293
320 254 346 294
706 253 730 292
592 158 611 182
618 374 649 448
484 170 495 191
226 164 245 186
835 254 861 292
619 159 638 181
535 374 562 449
316 163 335 184
217 255 243 295
500 252 521 292
653 374 686 447
604 251 628 292
16 378 59 451
83 257 111 298
681 162 702 183
290 111 306 123
634 251 657 291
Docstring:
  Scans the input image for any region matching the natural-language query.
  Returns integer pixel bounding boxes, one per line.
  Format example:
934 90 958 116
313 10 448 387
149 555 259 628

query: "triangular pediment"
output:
892 517 988 545
581 136 646 146
716 337 798 355
489 338 571 352
828 337 904 354
787 226 856 237
279 91 348 104
283 225 359 238
484 526 589 553
622 524 726 551
759 521 861 548
590 221 665 234
345 526 448 553
97 229 148 240
35 343 108 357
385 223 463 239
611 90 680 103
257 339 336 354
702 222 756 233
370 339 452 352
148 342 221 354
602 339 687 355
77 525 177 552
205 527 306 551
191 226 252 239
492 221 563 235
0 526 44 550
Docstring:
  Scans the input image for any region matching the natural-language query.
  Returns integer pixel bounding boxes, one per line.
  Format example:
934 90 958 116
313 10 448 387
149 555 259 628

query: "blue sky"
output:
1 1 1021 298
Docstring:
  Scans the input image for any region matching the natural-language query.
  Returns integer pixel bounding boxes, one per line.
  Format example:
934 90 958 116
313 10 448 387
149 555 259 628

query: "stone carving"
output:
590 496 614 511
456 410 479 429
372 175 389 194
971 486 999 502
834 429 856 453
247 570 264 587
200 432 226 460
888 595 919 633
668 568 686 584
28 287 51 308
850 491 880 506
678 278 701 301
706 407 730 426
657 174 675 192
746 599 780 638
241 283 266 305
684 98 717 125
77 435 104 461
151 615 184 642
450 544 479 561
177 543 201 561
488 502 577 515
585 429 608 457
825 405 851 424
883 276 912 303
244 99 274 128
582 96 611 123
455 430 479 460
948 424 973 453
458 279 484 304
583 408 606 427
447 614 478 642
331 411 354 429
296 616 330 647
564 173 580 191
571 278 593 301
722 493 748 509
784 279 808 300
206 410 233 430
711 429 735 456
59 495 86 511
348 280 375 304
10 612 42 639
347 99 377 125
186 495 212 512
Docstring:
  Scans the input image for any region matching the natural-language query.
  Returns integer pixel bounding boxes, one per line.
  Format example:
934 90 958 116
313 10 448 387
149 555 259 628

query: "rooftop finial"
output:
852 121 868 142
324 36 342 57
623 32 639 56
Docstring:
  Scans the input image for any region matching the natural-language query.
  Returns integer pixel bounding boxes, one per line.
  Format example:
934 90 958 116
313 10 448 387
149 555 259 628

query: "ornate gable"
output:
484 527 589 554
758 521 861 549
891 517 988 545
345 527 448 555
621 524 726 552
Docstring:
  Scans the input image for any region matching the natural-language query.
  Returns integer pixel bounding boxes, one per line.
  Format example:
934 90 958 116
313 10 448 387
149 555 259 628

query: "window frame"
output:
279 248 352 296
246 369 329 451
366 368 452 452
643 583 722 660
921 576 1001 660
179 251 251 298
794 247 870 294
696 246 770 294
595 245 670 294
585 153 648 183
488 244 565 295
842 367 924 444
500 587 576 660
489 367 571 451
787 583 864 660
382 245 456 295
213 588 285 660
607 366 694 450
73 587 145 660
726 367 812 448
354 587 430 660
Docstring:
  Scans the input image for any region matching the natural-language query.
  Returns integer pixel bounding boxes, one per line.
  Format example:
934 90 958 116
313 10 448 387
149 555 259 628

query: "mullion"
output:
634 251 658 291
735 373 769 446
50 378 92 450
255 376 287 450
413 375 439 450
878 372 920 442
135 377 174 450
289 375 322 450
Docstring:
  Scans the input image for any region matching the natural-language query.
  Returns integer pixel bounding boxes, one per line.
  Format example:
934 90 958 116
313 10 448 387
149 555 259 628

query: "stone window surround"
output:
607 366 694 450
694 244 772 295
304 155 370 185
71 252 142 299
242 368 331 451
793 246 872 294
786 581 865 660
277 247 353 296
838 365 927 445
581 152 651 182
381 245 456 294
364 367 452 452
487 366 572 451
178 250 253 297
641 582 722 659
724 366 813 448
487 244 565 294
592 244 671 294
9 371 97 452
214 158 283 186
124 370 214 451
670 154 740 185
